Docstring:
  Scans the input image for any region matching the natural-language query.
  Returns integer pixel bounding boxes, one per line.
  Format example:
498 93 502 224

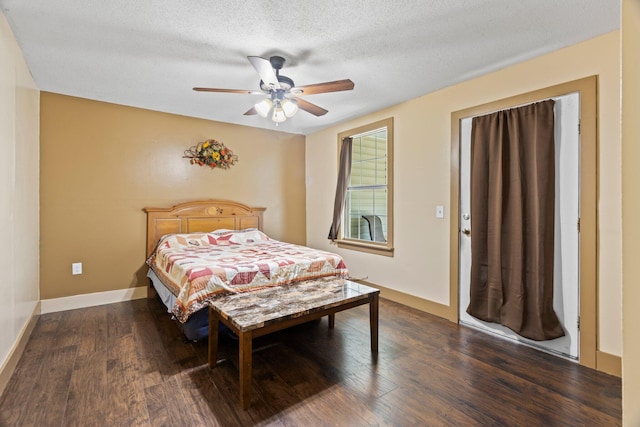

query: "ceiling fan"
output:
193 56 354 124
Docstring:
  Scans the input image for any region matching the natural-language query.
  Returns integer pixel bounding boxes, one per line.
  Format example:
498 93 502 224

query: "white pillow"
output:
229 229 269 243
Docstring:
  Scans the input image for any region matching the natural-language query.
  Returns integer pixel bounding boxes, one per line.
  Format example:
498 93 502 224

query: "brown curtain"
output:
328 137 353 241
467 100 564 341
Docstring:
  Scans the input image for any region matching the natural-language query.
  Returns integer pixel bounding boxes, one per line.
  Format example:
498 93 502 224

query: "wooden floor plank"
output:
77 304 108 357
52 308 87 350
62 350 108 427
455 327 622 417
0 296 621 426
144 377 192 427
106 333 151 426
0 345 77 427
197 360 259 426
179 366 243 427
0 316 60 425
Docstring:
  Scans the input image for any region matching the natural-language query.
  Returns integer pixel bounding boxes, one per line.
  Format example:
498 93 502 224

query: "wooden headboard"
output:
144 200 266 257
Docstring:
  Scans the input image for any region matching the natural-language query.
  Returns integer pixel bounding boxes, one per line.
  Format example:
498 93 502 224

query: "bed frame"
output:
144 199 266 297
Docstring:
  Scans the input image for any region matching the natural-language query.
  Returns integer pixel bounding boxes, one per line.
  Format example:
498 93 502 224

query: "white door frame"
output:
448 76 598 369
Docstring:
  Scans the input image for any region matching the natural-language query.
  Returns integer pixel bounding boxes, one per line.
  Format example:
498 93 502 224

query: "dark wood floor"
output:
0 296 621 426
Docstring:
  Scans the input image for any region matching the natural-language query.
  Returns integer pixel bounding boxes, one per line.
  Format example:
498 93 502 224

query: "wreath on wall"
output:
183 139 238 169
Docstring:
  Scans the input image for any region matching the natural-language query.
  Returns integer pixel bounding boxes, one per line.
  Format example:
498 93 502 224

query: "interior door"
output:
458 92 581 360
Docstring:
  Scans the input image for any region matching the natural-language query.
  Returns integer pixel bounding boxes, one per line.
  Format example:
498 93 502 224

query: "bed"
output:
144 200 349 340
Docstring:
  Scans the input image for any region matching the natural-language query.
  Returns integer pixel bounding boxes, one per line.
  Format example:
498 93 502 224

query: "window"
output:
337 118 393 256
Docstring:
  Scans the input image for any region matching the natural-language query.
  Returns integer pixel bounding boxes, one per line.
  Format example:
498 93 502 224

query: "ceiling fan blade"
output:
296 98 328 116
292 79 354 95
244 107 257 116
193 87 262 94
247 56 281 90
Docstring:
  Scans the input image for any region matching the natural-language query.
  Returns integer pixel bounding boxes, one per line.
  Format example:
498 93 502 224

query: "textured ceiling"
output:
0 1 620 135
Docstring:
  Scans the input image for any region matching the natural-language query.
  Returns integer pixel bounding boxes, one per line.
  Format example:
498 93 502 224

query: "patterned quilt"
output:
146 229 348 323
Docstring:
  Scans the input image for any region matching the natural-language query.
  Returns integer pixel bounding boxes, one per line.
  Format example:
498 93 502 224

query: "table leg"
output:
370 293 379 353
328 313 335 329
239 331 253 409
208 306 219 369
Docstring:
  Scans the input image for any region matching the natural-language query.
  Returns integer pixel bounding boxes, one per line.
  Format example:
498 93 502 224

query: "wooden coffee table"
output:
207 277 380 409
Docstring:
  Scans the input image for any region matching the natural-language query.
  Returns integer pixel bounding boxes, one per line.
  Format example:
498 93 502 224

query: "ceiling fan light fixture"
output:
194 55 355 126
255 98 272 117
281 98 298 118
272 106 287 123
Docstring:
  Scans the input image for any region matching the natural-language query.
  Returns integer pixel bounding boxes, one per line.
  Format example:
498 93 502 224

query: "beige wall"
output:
306 31 622 357
0 13 40 369
622 0 639 424
40 93 306 300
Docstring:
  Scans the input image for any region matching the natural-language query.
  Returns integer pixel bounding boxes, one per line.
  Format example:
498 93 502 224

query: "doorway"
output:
449 76 598 368
458 93 580 359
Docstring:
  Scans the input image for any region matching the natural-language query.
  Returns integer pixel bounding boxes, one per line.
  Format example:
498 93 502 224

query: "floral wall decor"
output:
183 138 239 169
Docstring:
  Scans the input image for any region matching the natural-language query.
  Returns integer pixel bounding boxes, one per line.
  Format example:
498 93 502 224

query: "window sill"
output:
336 240 394 257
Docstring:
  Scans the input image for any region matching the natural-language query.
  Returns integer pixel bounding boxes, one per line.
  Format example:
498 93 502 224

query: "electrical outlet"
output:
436 205 445 219
72 262 82 275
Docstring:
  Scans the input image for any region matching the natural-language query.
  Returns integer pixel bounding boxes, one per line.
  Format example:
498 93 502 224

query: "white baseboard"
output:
40 286 148 314
0 301 40 397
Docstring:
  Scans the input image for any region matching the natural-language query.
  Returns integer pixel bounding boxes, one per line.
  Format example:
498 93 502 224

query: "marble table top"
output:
208 276 379 332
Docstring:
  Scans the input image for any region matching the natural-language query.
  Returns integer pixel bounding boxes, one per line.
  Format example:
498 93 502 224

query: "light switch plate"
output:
436 205 445 219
